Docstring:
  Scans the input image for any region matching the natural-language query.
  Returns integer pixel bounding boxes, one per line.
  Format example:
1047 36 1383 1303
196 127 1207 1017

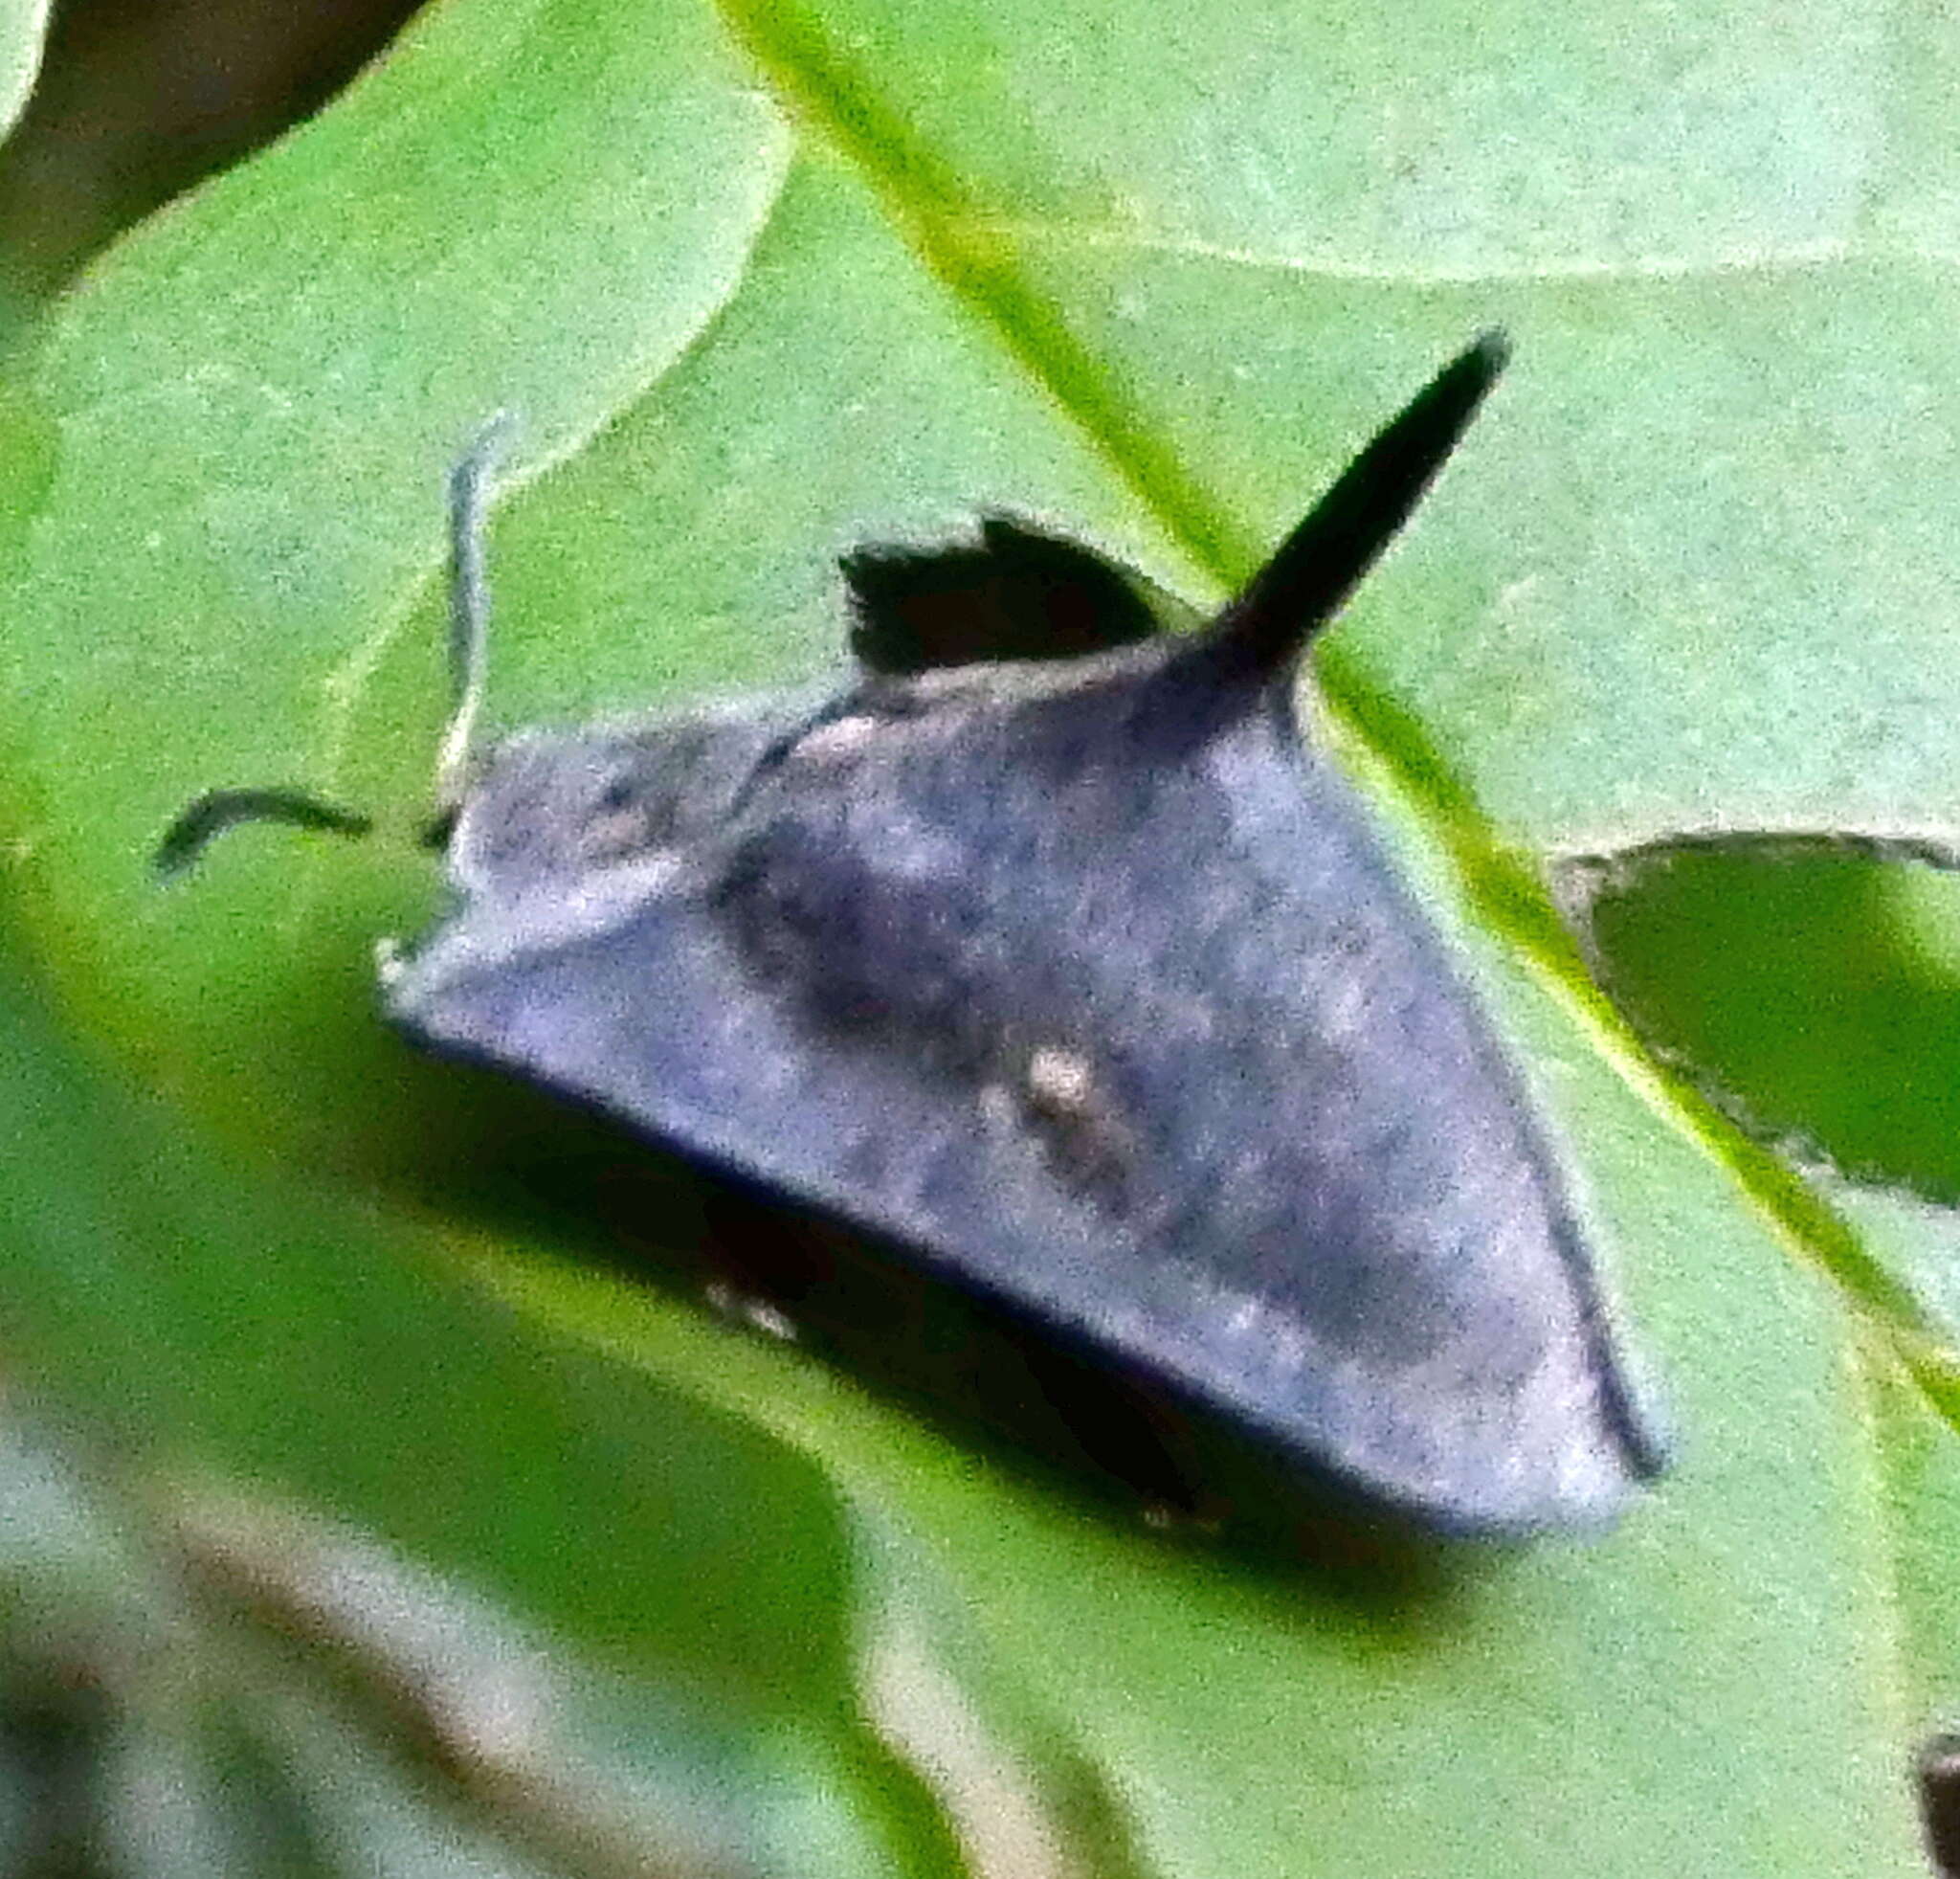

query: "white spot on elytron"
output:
1026 1046 1094 1114
796 714 880 759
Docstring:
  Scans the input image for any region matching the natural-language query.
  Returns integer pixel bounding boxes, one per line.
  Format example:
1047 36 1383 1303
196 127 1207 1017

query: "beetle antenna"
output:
435 412 514 817
154 787 373 880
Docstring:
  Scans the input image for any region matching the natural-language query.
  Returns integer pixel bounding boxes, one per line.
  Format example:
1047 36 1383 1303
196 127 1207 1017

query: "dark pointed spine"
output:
1157 332 1508 724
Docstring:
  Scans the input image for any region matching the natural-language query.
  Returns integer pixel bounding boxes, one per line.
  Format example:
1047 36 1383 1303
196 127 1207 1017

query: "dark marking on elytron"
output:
159 335 1667 1535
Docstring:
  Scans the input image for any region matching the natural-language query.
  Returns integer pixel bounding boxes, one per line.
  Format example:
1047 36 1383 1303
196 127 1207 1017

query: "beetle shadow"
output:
402 1049 1520 1632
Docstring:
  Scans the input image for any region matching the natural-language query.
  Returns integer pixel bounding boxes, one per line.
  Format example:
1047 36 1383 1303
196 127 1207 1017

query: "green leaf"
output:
1564 838 1960 1201
2 0 1957 1872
